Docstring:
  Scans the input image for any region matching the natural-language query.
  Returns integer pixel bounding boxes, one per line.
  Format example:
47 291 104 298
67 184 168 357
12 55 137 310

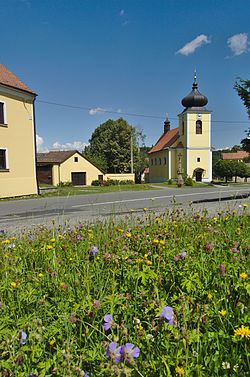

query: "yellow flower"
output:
175 366 185 376
159 240 165 246
219 309 227 317
10 282 17 288
143 207 147 212
153 239 159 244
144 253 148 259
146 260 152 266
118 228 124 233
1 239 10 244
240 272 247 280
50 238 56 243
243 203 248 208
47 245 53 250
213 217 218 222
126 233 132 238
207 293 213 300
49 339 56 346
38 273 44 278
234 325 250 339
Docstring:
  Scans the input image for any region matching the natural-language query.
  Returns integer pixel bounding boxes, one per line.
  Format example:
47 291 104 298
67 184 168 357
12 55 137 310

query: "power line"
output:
37 99 250 125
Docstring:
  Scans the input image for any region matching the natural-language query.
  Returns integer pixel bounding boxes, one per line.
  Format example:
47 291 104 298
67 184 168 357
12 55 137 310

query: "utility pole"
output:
130 134 134 174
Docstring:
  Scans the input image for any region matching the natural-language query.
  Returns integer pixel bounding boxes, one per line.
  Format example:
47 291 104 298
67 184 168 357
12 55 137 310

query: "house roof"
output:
148 128 179 154
0 64 36 95
37 150 78 164
221 151 249 160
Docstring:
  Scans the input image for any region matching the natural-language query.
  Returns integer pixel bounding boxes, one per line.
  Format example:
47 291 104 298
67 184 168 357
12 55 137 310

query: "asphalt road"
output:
0 185 249 233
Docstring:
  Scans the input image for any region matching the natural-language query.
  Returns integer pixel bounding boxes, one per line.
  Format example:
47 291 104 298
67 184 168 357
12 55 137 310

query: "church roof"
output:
0 64 36 95
221 151 249 160
181 73 208 109
148 128 179 154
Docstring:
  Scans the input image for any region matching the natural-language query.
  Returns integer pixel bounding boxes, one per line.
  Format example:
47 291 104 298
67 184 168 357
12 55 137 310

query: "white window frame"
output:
0 101 7 125
0 147 9 170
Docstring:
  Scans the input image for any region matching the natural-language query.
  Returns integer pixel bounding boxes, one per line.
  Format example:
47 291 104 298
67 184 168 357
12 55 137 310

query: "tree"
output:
213 159 248 183
84 118 147 177
234 79 250 153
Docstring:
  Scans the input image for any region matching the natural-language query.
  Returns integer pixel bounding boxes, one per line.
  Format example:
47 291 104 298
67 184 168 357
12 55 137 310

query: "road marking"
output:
71 189 250 208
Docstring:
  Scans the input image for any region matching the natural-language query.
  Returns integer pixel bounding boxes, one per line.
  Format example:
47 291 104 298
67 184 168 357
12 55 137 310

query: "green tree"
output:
234 79 250 152
84 118 146 176
213 159 248 183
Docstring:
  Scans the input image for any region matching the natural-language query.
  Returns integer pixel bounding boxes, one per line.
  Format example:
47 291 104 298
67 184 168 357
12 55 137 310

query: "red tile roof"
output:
221 151 249 160
148 128 179 154
0 64 35 94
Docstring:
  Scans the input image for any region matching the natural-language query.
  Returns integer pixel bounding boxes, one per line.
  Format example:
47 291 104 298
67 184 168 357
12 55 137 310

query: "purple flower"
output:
26 375 38 377
106 342 122 364
180 251 187 260
160 306 174 325
90 246 98 256
19 329 27 345
103 314 114 331
120 343 140 363
219 263 226 275
83 373 88 377
77 234 82 241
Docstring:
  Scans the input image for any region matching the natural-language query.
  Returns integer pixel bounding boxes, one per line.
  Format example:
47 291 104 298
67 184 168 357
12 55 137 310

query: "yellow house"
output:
148 75 212 183
37 150 105 186
0 64 38 198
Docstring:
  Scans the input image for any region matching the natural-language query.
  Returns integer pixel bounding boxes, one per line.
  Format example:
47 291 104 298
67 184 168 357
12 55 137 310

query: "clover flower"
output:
160 306 174 325
103 314 114 331
19 329 27 345
120 343 140 363
106 342 122 364
219 264 226 275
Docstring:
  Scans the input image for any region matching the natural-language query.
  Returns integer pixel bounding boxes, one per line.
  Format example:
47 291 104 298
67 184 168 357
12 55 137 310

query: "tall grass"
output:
0 206 249 376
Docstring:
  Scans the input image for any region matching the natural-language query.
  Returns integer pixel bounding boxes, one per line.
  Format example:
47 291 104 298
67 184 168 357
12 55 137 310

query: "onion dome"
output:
181 73 208 108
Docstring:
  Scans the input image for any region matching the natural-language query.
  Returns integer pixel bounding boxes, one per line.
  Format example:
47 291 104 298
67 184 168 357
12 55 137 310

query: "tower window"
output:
197 157 200 162
182 120 185 135
196 120 202 134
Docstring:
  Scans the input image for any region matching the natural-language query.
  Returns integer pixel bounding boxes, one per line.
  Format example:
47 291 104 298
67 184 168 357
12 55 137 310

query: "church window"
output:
159 158 161 165
197 157 200 162
182 120 184 135
196 120 202 134
164 157 167 165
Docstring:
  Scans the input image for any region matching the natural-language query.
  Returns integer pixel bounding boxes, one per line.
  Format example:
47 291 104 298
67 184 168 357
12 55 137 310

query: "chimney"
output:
164 114 170 133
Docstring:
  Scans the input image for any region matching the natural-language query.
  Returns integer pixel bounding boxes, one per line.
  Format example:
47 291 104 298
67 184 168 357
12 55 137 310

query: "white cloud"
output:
36 134 49 152
176 34 211 56
227 33 249 56
119 9 125 16
89 107 106 115
51 141 88 151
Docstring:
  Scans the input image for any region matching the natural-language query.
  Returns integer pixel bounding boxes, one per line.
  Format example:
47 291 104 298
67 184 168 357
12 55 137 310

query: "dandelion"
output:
47 245 53 250
146 260 152 266
19 329 27 345
10 281 17 289
120 343 140 363
207 293 213 300
160 306 174 325
37 273 44 278
126 233 132 238
106 342 122 364
240 272 247 280
219 309 227 317
103 314 114 331
153 239 159 244
143 207 147 212
234 325 250 339
175 366 185 375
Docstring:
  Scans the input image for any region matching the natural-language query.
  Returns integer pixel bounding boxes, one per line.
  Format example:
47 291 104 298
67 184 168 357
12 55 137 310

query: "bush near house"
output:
0 208 249 376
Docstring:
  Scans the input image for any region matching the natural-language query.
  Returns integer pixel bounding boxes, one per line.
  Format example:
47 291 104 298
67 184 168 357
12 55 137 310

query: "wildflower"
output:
47 245 53 250
2 239 10 244
106 342 122 364
10 281 17 289
175 366 185 376
240 272 247 280
219 264 226 275
180 251 187 260
243 203 248 208
90 245 98 256
234 325 250 339
222 361 230 369
19 329 27 345
160 306 174 325
143 207 147 212
83 373 89 377
8 242 15 249
153 239 159 244
59 282 68 289
219 309 227 317
93 299 101 308
126 233 132 238
207 293 213 300
50 238 56 243
120 343 140 363
49 339 56 346
146 333 154 342
103 314 114 331
146 260 152 266
37 273 44 278
205 242 214 252
159 240 165 246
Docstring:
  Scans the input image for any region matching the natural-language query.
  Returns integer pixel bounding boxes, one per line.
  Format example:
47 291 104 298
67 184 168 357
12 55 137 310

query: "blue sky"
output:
1 0 250 151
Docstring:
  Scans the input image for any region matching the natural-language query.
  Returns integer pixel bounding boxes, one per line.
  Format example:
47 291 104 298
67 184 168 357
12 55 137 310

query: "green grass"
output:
0 207 249 376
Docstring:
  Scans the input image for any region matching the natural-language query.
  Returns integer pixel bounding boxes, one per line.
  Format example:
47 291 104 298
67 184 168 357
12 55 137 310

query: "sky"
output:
1 0 250 151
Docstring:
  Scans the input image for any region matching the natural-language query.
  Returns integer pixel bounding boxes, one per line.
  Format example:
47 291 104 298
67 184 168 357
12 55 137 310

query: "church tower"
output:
178 73 212 182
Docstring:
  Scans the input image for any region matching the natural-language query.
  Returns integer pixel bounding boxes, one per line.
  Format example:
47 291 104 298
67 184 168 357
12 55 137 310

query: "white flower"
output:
222 362 230 370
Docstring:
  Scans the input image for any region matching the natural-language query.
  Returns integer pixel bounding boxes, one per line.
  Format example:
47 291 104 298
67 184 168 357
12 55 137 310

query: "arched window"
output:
182 120 185 135
196 120 202 134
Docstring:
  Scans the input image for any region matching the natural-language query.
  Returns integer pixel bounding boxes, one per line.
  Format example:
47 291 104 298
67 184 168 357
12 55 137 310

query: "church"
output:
148 75 212 183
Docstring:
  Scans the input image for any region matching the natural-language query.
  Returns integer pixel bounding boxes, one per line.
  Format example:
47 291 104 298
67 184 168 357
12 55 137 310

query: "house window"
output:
0 149 7 169
196 120 202 134
159 158 161 165
151 159 153 166
155 158 157 165
0 102 6 125
197 157 200 162
164 157 167 165
74 157 78 162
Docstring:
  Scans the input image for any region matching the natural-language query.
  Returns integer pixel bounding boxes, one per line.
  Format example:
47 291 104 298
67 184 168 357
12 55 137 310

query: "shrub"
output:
168 179 173 185
57 181 73 187
91 180 102 186
185 176 194 186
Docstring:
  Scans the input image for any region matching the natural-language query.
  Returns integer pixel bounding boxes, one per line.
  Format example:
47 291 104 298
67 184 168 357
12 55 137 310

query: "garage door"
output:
37 165 53 185
71 172 86 185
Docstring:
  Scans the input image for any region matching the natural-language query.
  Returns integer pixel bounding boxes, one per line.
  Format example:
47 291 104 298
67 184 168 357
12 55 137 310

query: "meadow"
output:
0 206 249 377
